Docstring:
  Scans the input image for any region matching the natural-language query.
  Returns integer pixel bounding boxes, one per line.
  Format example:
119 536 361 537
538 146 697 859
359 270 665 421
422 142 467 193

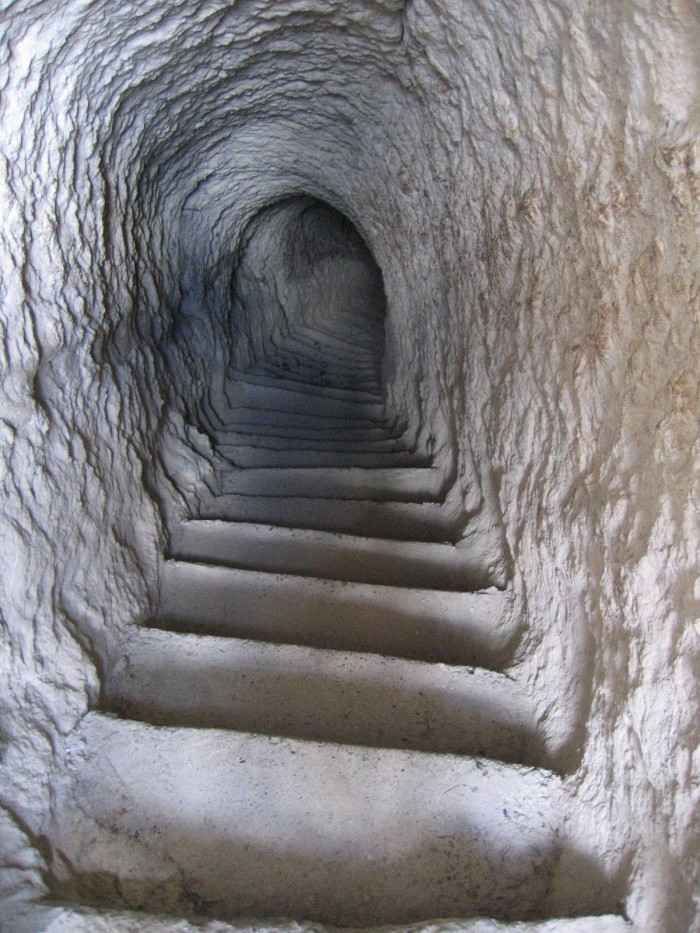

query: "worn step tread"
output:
291 330 378 360
216 407 389 431
171 520 493 590
212 431 416 455
195 492 460 542
253 364 379 392
160 561 515 667
255 353 377 377
105 628 544 765
229 369 382 404
224 381 385 419
263 344 378 375
213 420 401 444
51 713 562 926
275 331 378 366
215 445 431 469
8 904 636 933
208 465 446 503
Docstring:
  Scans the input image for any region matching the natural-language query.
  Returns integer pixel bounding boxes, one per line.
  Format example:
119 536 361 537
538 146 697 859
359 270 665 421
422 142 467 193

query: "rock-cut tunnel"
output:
227 197 388 394
0 3 698 933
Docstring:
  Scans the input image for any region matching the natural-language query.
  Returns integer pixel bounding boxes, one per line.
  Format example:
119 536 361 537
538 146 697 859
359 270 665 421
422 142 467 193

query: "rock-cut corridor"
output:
49 198 565 926
1 4 698 933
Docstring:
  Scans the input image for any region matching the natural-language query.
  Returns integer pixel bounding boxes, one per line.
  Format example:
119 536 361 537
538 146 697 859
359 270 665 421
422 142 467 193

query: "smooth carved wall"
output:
0 2 698 931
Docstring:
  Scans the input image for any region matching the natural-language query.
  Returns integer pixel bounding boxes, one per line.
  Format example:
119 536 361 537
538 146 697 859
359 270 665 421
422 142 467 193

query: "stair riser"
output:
273 334 379 366
254 366 379 392
215 434 414 454
257 351 378 372
218 409 389 431
292 329 379 358
262 347 379 375
10 906 637 933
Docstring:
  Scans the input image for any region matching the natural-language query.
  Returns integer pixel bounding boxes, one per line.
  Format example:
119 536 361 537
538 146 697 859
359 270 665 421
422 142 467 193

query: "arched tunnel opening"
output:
189 191 484 549
227 196 388 394
0 3 698 933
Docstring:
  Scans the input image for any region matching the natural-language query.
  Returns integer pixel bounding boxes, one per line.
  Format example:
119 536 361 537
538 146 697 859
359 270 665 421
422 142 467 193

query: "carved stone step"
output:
104 629 545 764
224 379 385 418
195 492 463 541
216 444 430 468
171 520 493 590
208 465 446 503
160 561 514 667
48 713 562 926
228 368 382 404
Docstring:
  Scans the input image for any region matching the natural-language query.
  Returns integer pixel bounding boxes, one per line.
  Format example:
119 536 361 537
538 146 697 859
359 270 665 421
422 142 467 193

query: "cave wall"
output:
0 1 697 930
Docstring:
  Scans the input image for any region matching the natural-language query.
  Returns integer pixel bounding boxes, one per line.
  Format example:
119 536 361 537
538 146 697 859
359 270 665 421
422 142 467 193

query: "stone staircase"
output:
45 319 626 929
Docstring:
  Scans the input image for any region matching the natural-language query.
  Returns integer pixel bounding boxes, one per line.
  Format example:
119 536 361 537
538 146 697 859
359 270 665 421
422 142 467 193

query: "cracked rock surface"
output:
0 1 698 932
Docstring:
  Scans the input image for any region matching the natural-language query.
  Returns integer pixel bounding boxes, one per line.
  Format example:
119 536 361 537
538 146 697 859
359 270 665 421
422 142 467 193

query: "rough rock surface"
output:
0 1 698 932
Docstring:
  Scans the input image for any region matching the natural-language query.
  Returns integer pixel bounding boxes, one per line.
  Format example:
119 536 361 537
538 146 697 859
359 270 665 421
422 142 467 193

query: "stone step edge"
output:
215 449 432 468
206 466 448 505
160 556 500 596
103 627 541 764
157 561 517 670
194 493 463 544
5 903 634 933
171 518 489 555
214 431 417 451
229 369 382 402
78 712 557 780
169 520 495 589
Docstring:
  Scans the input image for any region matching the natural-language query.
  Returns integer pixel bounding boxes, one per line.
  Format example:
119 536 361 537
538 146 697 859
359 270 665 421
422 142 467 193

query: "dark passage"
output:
192 195 468 541
229 196 387 394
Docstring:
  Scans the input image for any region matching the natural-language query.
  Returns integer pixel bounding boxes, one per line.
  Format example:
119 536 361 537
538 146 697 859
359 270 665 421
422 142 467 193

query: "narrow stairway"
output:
47 319 620 928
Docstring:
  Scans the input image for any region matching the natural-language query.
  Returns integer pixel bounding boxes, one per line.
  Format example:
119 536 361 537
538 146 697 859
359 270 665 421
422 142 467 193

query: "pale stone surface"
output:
47 713 561 924
5 905 634 933
0 1 697 931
